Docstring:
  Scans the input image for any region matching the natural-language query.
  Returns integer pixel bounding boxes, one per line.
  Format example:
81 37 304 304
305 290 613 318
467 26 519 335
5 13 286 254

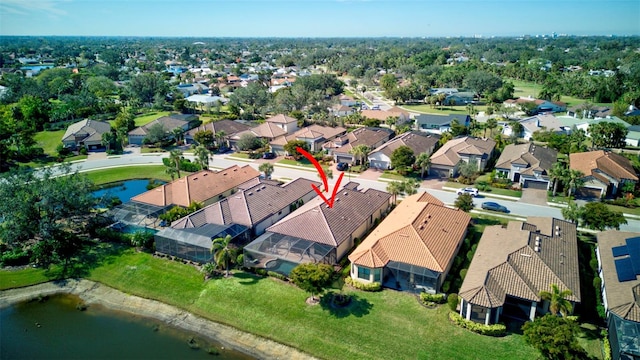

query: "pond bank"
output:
0 279 317 360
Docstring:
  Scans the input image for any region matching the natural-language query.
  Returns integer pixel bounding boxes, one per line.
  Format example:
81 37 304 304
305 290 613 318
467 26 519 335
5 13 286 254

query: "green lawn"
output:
0 267 59 290
83 165 173 185
34 129 65 155
445 181 522 198
277 158 317 169
106 111 171 127
509 79 611 108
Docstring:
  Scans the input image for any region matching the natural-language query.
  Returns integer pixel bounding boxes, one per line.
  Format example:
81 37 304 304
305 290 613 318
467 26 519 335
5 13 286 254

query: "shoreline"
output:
0 279 317 360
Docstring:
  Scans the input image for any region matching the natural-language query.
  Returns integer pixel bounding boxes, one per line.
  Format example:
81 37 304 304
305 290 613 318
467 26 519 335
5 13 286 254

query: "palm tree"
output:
259 162 274 179
172 127 185 145
549 162 569 197
349 144 370 167
402 179 420 196
101 131 115 152
386 181 403 204
561 199 583 224
566 170 585 197
539 284 573 317
415 152 431 179
215 130 227 148
168 149 183 179
211 234 236 277
165 166 178 181
193 145 210 170
485 118 498 137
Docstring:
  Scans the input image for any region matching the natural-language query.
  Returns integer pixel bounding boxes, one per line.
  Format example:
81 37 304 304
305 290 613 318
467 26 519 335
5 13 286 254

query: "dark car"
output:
217 146 231 154
336 162 349 171
481 201 509 213
262 152 276 159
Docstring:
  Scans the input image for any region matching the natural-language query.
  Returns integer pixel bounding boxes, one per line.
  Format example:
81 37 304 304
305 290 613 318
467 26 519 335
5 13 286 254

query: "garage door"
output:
575 187 602 199
336 155 352 164
369 160 389 170
523 180 548 190
430 167 451 178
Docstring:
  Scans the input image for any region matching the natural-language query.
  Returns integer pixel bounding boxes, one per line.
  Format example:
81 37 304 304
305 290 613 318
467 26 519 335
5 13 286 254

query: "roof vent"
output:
555 231 560 236
344 192 348 195
536 236 541 241
248 192 253 196
535 239 540 247
520 253 532 257
556 225 560 230
203 173 208 176
535 246 540 252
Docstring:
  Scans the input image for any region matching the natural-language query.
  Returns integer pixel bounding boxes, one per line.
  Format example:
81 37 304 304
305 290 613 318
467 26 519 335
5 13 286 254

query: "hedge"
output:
344 277 382 291
448 311 506 337
420 292 446 304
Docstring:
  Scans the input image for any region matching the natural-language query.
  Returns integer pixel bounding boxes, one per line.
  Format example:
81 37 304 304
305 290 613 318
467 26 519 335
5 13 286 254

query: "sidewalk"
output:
441 186 520 201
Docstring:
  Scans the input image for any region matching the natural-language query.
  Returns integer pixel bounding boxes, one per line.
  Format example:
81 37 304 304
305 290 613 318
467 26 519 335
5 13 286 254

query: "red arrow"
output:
296 146 344 208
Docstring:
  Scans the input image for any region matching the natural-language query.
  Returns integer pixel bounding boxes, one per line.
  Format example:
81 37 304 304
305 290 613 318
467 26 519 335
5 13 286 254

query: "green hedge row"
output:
448 311 506 337
344 277 382 292
419 292 446 304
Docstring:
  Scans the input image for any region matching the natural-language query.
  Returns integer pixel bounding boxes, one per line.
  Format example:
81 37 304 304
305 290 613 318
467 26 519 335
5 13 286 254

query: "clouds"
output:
0 0 69 17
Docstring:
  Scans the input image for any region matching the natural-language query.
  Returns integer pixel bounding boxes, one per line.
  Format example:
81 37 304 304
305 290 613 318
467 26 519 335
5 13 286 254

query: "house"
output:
170 178 321 236
269 125 346 155
368 131 440 170
595 231 640 360
348 192 470 293
175 83 209 97
566 104 612 119
503 97 567 114
361 107 411 126
185 120 251 146
339 95 358 107
444 92 475 106
429 88 458 96
502 114 570 140
415 114 470 134
230 122 287 148
61 119 111 151
243 182 393 275
569 150 639 198
429 136 496 178
331 104 355 117
264 114 298 134
324 127 394 165
185 94 228 110
495 143 558 190
459 217 581 325
128 114 195 146
625 125 640 147
131 165 260 208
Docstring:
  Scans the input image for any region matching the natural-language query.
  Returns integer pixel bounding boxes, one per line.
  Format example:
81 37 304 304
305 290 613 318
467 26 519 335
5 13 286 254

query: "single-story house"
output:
445 92 475 106
566 104 612 119
569 150 639 198
368 131 440 170
185 94 228 110
361 107 411 126
270 125 347 155
504 97 567 114
243 182 393 276
131 165 260 208
230 122 287 149
61 119 111 151
185 120 252 146
176 83 209 97
595 231 640 360
339 95 358 107
349 192 470 293
501 114 570 141
331 104 355 117
171 178 321 236
495 143 558 190
323 127 394 165
625 125 640 147
429 136 496 178
128 114 195 146
459 217 581 325
415 114 470 134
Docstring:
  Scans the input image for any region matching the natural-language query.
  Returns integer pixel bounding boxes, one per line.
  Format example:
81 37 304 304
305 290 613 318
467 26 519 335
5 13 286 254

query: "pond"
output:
0 294 254 360
93 179 163 203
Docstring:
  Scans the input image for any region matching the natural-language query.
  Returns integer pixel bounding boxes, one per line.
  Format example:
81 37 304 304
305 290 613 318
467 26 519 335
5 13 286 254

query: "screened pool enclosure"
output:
155 223 249 263
107 201 172 228
243 232 337 276
382 261 439 294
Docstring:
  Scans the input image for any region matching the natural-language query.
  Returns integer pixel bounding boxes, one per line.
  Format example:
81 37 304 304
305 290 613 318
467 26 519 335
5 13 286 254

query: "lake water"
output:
0 294 254 360
92 179 161 203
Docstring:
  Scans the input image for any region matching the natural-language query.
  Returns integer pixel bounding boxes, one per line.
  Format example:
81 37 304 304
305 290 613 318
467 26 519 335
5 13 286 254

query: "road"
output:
43 149 640 233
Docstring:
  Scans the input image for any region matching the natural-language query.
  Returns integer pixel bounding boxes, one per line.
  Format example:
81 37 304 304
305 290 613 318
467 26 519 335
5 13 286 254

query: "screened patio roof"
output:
244 232 335 262
387 261 439 279
108 201 173 227
156 223 248 248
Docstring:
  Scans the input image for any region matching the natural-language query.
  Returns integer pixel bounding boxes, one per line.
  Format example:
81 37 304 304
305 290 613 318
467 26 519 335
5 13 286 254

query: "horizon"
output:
1 0 639 38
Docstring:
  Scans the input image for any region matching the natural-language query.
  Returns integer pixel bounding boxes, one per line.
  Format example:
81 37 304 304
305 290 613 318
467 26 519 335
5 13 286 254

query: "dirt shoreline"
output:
0 279 317 360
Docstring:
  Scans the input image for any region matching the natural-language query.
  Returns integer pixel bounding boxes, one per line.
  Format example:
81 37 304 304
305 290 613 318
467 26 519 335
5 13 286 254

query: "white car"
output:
456 187 479 197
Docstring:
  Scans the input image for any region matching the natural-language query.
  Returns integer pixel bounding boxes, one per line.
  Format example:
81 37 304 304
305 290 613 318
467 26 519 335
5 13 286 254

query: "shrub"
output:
602 329 611 360
420 292 446 304
344 276 382 291
0 248 31 267
255 268 268 276
79 147 88 155
442 281 451 293
130 230 155 250
459 268 468 280
449 311 506 336
447 293 459 311
267 271 288 281
95 227 129 244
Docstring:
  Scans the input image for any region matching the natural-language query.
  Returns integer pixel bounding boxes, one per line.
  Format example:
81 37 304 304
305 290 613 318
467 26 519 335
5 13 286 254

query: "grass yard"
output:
277 158 317 169
445 181 522 198
509 79 611 108
34 129 65 155
82 165 173 185
0 267 59 290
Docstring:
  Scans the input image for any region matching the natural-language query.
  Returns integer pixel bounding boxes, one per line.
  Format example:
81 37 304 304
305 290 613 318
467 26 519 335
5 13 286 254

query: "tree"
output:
523 315 587 360
401 179 420 196
211 234 236 277
349 144 370 166
449 119 468 137
214 130 227 148
379 74 398 96
539 284 574 317
463 70 502 96
193 130 215 149
259 162 274 179
236 133 262 151
561 200 583 224
101 131 116 152
485 118 498 137
145 123 167 145
289 263 334 302
390 145 415 174
588 122 628 149
171 127 185 145
580 202 627 231
193 145 210 170
457 161 478 179
168 149 183 178
415 152 431 178
566 170 585 196
454 193 474 212
127 72 170 106
386 181 403 204
284 139 310 159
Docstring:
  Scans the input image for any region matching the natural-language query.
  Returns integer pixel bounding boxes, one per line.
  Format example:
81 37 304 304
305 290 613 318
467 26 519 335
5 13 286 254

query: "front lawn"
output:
277 158 317 169
83 165 173 185
445 181 522 198
34 129 65 156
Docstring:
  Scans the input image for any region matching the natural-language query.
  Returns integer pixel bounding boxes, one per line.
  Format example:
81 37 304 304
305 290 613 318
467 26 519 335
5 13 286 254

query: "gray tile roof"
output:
129 115 190 136
62 119 111 142
369 131 440 158
495 143 558 176
186 119 251 137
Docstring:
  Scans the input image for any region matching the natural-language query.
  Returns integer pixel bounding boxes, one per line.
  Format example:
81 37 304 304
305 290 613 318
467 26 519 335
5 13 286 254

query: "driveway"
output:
519 188 548 206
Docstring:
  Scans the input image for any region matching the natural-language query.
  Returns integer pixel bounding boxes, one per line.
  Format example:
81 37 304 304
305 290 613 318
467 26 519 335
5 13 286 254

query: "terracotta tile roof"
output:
234 122 287 140
570 150 638 182
266 114 297 124
369 131 439 158
495 143 558 176
186 119 251 137
430 136 496 167
361 110 400 121
171 178 321 230
131 165 260 207
596 231 640 322
266 182 392 247
460 217 581 308
348 192 470 273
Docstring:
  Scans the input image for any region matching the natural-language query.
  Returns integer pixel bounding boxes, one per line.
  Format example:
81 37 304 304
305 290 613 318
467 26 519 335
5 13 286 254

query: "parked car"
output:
481 201 509 213
336 162 349 171
371 105 381 110
217 146 231 154
456 187 479 197
262 152 276 159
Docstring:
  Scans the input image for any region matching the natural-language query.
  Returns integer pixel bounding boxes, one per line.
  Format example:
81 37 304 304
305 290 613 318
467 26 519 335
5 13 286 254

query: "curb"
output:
442 186 521 201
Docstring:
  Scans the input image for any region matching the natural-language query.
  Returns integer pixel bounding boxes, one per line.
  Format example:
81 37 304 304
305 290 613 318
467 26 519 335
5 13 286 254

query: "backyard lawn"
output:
83 165 173 185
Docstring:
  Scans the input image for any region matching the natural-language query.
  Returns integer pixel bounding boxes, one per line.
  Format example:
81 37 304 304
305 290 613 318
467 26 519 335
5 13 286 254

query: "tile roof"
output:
459 217 581 308
495 143 558 176
234 122 287 140
62 119 111 142
348 192 470 273
570 150 638 183
131 165 260 207
415 114 470 126
266 182 392 247
324 127 393 153
361 109 404 121
186 119 251 137
171 178 321 230
369 131 440 158
596 231 640 322
265 114 297 124
128 115 190 136
430 136 496 167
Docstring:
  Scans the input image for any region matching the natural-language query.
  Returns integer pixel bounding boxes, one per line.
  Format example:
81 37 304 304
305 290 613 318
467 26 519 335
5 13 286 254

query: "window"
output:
357 266 371 280
373 268 382 282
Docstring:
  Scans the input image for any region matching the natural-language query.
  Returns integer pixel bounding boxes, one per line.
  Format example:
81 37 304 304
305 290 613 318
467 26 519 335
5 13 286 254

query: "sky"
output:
0 0 639 38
